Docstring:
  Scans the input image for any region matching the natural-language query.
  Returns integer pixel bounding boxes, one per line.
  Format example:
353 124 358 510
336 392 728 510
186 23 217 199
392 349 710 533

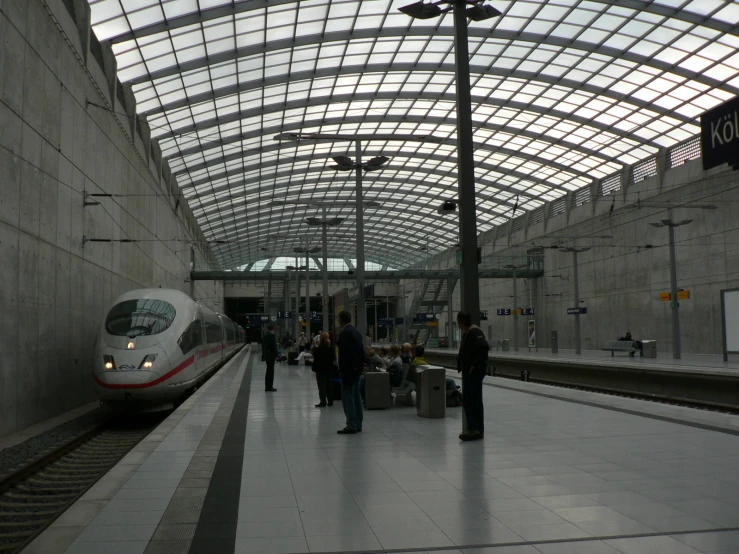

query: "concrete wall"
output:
433 161 739 356
0 0 223 436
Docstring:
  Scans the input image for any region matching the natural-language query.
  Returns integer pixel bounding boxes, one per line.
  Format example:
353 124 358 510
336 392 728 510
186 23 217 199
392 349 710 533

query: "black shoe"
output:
265 388 277 392
460 430 483 441
337 427 357 435
315 403 327 407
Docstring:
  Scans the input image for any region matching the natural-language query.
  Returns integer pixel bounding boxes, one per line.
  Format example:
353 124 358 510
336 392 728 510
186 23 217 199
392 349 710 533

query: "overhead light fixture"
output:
330 155 355 171
363 155 390 171
437 200 457 215
466 3 501 21
399 1 445 19
305 216 345 226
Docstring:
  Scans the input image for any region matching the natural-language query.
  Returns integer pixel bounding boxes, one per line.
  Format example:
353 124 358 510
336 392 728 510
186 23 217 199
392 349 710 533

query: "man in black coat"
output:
336 310 364 434
262 324 278 391
456 311 489 441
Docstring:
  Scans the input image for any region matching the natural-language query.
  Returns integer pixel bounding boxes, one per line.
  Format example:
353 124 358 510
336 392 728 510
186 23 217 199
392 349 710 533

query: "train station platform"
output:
424 349 739 410
25 349 739 554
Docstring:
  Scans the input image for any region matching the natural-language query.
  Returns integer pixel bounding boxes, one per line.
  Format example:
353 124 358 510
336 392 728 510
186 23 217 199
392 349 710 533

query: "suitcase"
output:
365 372 391 409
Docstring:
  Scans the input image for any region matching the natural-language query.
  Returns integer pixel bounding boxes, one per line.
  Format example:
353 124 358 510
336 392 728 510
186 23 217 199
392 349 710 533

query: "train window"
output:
205 320 222 344
105 299 176 337
178 319 203 355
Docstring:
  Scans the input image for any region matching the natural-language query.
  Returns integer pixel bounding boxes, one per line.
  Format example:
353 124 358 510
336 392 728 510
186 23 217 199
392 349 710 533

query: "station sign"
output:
480 311 488 320
497 308 534 316
701 95 739 171
567 307 588 315
247 314 270 324
415 313 437 321
379 317 404 326
277 311 292 319
310 311 322 321
659 290 690 301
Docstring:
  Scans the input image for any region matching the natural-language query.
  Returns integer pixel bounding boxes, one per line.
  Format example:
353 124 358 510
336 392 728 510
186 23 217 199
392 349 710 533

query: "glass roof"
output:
88 0 739 269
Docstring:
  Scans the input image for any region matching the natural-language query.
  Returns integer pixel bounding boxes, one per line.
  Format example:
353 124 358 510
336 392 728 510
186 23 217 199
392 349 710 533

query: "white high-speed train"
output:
93 288 245 411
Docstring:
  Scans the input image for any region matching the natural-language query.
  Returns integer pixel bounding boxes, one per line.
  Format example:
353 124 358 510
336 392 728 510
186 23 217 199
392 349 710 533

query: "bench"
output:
602 340 637 356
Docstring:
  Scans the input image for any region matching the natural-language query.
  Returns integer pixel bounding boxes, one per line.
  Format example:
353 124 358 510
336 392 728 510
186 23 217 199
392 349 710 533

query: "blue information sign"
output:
497 308 511 316
277 311 292 319
415 313 437 322
567 307 588 315
521 308 535 315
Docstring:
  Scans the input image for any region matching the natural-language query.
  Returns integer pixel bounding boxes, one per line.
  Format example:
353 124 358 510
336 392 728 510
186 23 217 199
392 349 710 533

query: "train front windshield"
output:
105 299 177 337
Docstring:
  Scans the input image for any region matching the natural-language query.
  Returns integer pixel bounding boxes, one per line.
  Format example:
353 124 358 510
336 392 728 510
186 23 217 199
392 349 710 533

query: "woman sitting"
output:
386 344 405 387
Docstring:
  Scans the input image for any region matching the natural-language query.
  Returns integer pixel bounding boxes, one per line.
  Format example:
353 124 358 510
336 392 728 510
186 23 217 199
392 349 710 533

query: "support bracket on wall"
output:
83 191 100 207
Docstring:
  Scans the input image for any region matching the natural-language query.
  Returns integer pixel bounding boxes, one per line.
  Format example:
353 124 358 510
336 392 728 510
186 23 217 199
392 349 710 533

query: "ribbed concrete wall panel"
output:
0 2 224 436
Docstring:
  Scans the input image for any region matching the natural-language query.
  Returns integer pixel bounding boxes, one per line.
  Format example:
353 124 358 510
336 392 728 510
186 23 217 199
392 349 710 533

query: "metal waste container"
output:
641 340 657 358
501 339 510 352
551 331 558 354
416 366 446 418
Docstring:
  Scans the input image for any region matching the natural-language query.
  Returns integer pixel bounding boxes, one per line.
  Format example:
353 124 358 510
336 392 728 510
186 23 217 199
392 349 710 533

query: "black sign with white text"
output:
701 95 739 171
567 307 588 315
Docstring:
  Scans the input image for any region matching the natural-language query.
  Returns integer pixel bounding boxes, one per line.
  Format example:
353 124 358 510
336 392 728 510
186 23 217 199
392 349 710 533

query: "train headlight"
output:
139 354 157 370
103 355 116 370
127 341 135 350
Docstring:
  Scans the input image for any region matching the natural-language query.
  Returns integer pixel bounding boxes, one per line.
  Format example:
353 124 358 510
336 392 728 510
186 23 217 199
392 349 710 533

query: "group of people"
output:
261 310 489 441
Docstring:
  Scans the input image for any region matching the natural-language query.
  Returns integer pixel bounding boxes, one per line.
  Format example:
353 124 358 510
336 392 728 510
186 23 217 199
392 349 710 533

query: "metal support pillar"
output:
512 267 519 352
447 277 454 350
573 250 581 355
321 206 330 334
294 270 300 340
305 251 310 336
667 210 681 359
453 0 480 327
355 139 367 336
284 276 290 337
373 298 378 344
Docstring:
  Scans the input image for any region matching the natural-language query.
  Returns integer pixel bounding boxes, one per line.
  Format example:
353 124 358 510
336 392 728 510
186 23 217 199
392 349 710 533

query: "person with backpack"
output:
456 311 489 441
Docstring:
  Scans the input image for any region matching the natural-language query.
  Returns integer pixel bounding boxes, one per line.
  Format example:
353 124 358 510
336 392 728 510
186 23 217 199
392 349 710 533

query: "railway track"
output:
0 417 161 554
429 361 739 415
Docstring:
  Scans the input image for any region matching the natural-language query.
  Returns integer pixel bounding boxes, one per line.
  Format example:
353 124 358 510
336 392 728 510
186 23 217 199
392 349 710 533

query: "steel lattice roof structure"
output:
88 0 739 270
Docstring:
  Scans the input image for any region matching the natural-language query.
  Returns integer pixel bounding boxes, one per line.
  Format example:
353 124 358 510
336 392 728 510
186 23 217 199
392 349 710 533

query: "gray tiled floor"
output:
233 359 739 554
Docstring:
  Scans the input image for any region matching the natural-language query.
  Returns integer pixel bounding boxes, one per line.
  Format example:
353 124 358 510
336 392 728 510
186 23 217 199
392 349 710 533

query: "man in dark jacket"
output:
456 311 489 441
336 310 364 434
262 324 278 392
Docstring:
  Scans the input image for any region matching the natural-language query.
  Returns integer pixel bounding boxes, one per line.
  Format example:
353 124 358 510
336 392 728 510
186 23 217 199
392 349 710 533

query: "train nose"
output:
94 346 171 385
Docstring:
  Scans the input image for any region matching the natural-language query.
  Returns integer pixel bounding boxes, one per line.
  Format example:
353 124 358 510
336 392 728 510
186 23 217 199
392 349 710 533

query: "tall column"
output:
667 210 681 359
512 267 519 352
294 271 300 340
305 251 310 337
573 250 582 355
321 207 330 334
447 277 454 350
284 275 290 336
355 140 367 336
453 0 480 326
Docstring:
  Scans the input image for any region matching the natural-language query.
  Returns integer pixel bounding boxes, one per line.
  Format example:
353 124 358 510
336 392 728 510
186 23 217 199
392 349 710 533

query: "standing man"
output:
456 311 488 441
336 310 364 434
262 323 278 392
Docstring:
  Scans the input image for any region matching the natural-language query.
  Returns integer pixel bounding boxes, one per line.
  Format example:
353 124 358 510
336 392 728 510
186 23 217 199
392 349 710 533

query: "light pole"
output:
294 244 320 337
557 247 589 355
503 263 526 351
639 202 716 360
400 0 501 327
273 132 439 338
648 210 693 360
306 210 344 333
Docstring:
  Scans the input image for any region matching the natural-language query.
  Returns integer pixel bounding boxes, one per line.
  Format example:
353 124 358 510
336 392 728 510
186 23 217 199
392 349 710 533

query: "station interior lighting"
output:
399 0 501 21
330 155 390 172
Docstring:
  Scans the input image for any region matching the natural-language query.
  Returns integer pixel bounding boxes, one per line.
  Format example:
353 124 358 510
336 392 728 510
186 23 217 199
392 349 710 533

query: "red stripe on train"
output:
94 355 195 389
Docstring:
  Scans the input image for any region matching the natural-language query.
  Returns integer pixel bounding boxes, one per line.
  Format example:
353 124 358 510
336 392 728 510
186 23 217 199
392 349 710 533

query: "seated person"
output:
365 347 386 371
379 346 390 365
400 343 414 364
387 344 405 387
617 331 642 357
412 345 457 391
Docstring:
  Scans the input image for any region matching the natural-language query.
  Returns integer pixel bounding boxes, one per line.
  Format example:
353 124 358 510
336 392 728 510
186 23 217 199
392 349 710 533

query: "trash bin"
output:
551 331 558 354
416 366 446 418
365 372 391 409
501 339 510 352
641 340 657 358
